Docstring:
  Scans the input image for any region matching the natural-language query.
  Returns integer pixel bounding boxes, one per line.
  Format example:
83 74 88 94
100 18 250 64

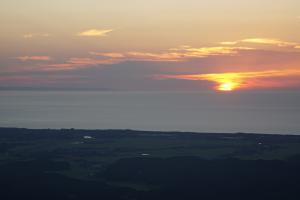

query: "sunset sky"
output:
1 0 300 91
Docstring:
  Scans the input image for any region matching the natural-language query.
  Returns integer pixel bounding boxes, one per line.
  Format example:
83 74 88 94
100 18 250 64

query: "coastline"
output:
1 127 299 137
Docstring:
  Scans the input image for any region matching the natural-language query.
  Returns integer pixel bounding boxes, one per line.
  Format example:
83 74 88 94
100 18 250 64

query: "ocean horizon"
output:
1 90 299 135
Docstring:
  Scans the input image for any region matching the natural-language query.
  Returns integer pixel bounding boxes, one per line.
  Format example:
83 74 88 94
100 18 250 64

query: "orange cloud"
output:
90 52 126 58
170 46 253 58
91 51 182 62
220 41 238 45
157 70 300 91
16 56 51 61
90 45 253 63
221 38 299 48
241 38 297 47
77 29 113 37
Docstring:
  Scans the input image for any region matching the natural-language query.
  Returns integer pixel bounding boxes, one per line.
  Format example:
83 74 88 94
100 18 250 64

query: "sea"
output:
0 90 300 134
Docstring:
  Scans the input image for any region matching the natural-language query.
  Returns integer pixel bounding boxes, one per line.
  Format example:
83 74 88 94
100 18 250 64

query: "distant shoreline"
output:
0 127 299 137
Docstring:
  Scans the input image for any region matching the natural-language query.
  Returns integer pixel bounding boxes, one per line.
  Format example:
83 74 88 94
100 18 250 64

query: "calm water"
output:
0 91 300 134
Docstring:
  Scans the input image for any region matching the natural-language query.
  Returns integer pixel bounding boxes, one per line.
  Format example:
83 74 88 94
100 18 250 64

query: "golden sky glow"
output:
0 0 300 90
158 70 300 91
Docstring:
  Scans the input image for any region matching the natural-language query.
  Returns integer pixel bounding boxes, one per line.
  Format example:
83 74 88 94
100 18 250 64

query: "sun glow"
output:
218 82 235 91
157 69 300 92
176 73 242 92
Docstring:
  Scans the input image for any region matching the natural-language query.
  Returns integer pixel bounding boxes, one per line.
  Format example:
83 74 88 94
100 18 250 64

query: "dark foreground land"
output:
1 128 300 199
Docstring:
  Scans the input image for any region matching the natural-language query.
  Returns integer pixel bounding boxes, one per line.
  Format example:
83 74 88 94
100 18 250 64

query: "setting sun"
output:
218 82 234 91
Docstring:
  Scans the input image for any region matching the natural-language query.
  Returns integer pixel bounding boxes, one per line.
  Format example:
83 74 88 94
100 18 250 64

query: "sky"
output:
1 0 300 91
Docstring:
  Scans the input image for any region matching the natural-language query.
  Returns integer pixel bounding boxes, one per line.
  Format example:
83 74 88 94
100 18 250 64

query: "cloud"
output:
77 29 113 37
91 51 182 62
90 45 253 63
220 41 239 45
157 70 300 90
221 38 299 48
67 57 117 65
4 47 300 91
169 46 253 58
241 38 297 47
126 52 183 62
38 57 118 71
23 34 34 39
23 33 50 39
39 63 82 71
0 75 86 87
22 45 254 73
90 52 126 58
16 56 51 62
